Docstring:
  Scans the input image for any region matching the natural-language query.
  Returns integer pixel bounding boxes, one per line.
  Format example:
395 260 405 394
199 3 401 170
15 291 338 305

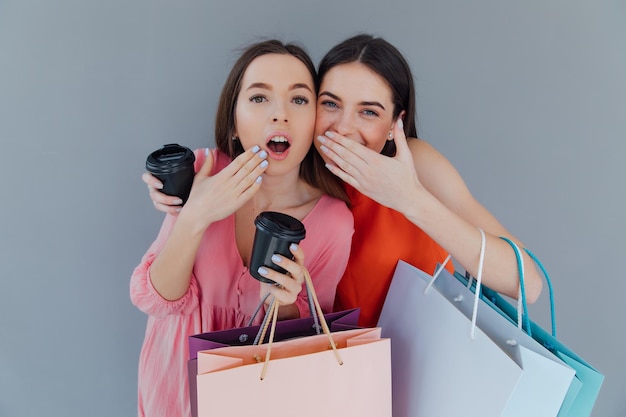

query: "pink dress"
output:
130 149 354 417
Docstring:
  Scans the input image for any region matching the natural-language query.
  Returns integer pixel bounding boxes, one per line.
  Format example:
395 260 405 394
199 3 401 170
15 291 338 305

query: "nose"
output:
332 112 355 137
272 101 288 123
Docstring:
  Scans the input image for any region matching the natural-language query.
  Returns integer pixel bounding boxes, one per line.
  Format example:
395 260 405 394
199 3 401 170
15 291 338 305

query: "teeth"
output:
270 136 288 143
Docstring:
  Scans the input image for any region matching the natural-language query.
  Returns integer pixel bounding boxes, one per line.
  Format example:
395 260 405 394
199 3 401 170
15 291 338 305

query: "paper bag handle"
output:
257 267 343 380
428 228 486 339
499 237 557 337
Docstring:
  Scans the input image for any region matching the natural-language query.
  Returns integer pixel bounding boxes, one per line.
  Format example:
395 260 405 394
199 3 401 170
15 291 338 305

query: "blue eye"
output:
293 96 309 105
250 95 266 103
362 109 379 117
321 101 338 109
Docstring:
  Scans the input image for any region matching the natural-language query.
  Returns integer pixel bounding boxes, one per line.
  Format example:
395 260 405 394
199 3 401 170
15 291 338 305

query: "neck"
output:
244 167 321 216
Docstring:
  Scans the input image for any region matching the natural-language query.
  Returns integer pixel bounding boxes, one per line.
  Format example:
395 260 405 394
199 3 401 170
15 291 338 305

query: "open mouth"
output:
267 136 290 154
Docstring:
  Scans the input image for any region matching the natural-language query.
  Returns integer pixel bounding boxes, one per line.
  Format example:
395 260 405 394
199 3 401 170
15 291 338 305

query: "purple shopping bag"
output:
188 308 360 417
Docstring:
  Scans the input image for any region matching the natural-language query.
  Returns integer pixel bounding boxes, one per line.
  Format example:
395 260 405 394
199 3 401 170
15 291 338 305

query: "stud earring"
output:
387 131 394 140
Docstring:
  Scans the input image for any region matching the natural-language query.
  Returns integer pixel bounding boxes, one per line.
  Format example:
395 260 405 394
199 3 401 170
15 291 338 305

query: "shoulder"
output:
406 138 474 205
407 138 458 179
407 138 448 167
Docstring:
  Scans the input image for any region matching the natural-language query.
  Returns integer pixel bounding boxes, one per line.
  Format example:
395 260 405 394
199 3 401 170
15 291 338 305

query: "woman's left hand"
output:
258 243 306 318
317 119 423 213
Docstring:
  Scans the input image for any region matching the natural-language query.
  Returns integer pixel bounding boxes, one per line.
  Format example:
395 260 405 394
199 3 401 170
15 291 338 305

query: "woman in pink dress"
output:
130 40 354 417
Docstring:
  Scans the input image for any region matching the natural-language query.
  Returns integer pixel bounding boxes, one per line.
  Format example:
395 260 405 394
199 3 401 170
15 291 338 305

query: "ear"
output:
390 110 407 133
398 110 406 126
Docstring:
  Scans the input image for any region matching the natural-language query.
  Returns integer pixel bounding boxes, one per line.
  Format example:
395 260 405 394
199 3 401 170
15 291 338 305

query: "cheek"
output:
314 109 334 136
291 113 316 147
361 125 390 152
234 108 259 146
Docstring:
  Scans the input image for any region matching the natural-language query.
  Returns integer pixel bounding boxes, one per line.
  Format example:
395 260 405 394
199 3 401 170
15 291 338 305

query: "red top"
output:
335 185 454 327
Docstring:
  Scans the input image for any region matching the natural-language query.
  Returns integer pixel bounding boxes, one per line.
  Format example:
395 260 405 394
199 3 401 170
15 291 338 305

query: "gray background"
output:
1 0 624 416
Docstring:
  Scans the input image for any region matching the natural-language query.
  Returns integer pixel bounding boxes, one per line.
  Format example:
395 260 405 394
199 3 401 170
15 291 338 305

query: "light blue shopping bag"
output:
468 238 604 417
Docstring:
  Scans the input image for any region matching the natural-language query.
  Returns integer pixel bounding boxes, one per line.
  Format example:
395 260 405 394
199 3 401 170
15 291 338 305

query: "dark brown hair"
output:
318 34 418 157
214 39 349 204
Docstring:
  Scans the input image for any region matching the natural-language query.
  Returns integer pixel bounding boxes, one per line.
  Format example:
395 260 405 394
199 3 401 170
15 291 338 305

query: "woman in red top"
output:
144 34 543 327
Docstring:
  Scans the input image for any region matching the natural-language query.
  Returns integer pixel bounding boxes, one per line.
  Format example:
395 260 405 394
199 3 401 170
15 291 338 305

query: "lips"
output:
266 135 290 155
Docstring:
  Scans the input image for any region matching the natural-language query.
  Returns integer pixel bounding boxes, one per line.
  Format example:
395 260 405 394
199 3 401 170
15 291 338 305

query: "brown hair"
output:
318 34 418 157
214 39 349 204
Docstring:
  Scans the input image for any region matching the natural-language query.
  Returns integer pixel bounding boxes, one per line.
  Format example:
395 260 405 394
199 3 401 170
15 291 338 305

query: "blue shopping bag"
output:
469 238 604 417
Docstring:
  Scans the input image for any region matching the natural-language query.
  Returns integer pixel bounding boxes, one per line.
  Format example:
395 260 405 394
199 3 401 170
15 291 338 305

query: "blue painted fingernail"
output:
325 131 335 138
271 255 282 263
260 160 268 168
258 267 269 275
397 119 403 129
259 150 268 158
317 135 326 143
252 145 260 153
255 176 262 184
290 243 298 251
320 145 329 154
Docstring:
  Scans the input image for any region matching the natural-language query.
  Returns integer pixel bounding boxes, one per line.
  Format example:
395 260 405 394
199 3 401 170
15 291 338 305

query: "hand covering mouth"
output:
267 135 290 154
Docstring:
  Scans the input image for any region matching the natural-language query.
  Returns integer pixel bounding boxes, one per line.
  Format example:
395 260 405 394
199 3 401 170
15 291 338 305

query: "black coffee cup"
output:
146 143 196 204
249 211 306 284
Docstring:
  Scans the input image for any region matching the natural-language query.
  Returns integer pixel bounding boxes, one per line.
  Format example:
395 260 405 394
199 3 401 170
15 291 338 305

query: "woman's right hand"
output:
142 172 184 215
178 146 269 232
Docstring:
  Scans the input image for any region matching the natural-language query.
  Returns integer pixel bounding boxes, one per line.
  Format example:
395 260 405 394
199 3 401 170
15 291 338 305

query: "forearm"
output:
149 212 207 301
404 190 543 302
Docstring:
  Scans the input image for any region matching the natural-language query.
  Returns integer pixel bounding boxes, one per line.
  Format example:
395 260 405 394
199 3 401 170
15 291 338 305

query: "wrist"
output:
402 187 431 228
175 209 211 238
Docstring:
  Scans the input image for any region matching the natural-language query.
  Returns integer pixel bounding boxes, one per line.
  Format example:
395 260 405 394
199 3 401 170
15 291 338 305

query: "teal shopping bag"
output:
479 285 603 417
471 239 604 417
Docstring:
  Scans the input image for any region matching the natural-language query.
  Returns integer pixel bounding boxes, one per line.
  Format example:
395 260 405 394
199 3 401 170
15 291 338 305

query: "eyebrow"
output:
319 91 386 110
246 82 313 93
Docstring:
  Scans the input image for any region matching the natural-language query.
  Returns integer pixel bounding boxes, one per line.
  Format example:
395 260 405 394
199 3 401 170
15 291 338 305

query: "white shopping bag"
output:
378 259 575 417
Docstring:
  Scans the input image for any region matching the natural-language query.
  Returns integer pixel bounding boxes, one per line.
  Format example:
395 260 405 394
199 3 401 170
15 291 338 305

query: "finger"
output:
219 145 264 178
149 186 183 207
194 149 215 182
258 267 302 306
269 255 305 288
153 200 181 215
266 286 293 306
323 160 360 189
256 268 294 301
316 141 361 188
392 118 411 160
229 148 268 186
317 132 369 167
318 138 363 180
225 150 268 203
289 243 304 266
256 259 301 289
142 172 163 189
236 172 264 202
